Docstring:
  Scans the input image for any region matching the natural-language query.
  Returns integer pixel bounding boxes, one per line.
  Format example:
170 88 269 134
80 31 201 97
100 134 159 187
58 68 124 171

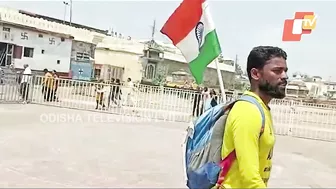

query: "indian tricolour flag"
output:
160 0 221 84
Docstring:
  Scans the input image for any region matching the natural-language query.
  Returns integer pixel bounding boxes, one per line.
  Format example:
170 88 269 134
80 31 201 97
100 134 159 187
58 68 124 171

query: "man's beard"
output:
259 79 287 99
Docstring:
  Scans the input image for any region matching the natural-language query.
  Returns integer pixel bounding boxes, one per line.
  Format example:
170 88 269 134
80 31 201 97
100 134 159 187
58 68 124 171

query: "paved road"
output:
0 104 335 187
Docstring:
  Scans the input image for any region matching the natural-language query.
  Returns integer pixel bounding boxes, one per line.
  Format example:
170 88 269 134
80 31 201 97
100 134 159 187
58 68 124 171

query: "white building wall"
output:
0 23 72 72
0 7 105 44
95 49 143 82
320 84 329 95
95 38 235 83
305 81 330 97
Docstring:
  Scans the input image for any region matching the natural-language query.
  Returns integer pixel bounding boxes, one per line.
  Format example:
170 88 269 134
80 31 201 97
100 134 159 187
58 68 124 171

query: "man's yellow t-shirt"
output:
220 91 275 188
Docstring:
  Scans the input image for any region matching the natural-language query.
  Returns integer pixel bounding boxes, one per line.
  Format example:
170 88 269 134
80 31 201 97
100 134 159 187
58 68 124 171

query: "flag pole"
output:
214 58 227 104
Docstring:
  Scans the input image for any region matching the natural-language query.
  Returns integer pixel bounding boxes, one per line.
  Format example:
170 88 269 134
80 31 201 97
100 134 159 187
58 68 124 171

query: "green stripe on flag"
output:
189 29 221 84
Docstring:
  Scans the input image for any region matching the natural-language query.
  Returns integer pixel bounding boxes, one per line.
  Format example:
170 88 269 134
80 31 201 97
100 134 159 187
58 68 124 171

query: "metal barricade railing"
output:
1 72 336 142
201 93 336 142
270 99 336 142
29 75 197 122
0 73 33 103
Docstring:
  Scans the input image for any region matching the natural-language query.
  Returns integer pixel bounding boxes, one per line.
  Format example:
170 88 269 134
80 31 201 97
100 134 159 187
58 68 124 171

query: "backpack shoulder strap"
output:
216 95 266 187
237 95 266 135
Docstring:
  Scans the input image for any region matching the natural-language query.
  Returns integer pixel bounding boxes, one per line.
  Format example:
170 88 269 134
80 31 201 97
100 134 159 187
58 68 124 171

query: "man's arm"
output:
231 101 266 188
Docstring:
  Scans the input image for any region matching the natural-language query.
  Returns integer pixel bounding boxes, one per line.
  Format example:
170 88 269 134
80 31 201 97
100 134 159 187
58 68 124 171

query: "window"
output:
38 34 43 38
94 68 101 79
8 44 13 54
108 66 124 81
76 52 83 59
41 49 45 54
13 45 23 59
3 27 10 32
76 52 90 60
23 47 34 58
61 37 65 42
57 60 60 64
145 64 155 79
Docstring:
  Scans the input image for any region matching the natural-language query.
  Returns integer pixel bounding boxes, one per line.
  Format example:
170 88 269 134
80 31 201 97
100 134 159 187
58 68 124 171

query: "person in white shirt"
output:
201 87 210 112
122 77 136 107
20 64 32 103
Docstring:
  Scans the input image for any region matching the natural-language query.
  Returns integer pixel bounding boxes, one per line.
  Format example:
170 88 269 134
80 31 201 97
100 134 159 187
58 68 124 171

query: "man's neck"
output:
250 88 272 105
258 92 272 105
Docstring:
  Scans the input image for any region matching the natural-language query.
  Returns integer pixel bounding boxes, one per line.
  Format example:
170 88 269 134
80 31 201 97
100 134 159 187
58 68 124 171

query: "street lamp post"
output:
69 0 73 26
63 1 69 24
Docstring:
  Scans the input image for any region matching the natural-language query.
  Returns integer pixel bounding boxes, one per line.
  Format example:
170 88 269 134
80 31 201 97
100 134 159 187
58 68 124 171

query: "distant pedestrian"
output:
201 87 210 112
110 78 122 107
52 70 59 101
108 78 116 108
43 68 54 102
20 64 31 103
192 87 202 117
122 77 136 107
95 79 106 110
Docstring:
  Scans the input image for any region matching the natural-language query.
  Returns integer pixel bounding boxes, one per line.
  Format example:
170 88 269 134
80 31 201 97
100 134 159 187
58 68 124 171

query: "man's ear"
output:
250 68 260 81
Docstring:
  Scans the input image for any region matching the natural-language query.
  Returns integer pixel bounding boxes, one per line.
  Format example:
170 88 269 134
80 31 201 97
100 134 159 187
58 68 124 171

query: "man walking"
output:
108 78 116 108
122 77 136 107
43 68 54 102
52 70 59 101
192 87 202 117
109 78 121 107
20 64 32 103
220 46 288 188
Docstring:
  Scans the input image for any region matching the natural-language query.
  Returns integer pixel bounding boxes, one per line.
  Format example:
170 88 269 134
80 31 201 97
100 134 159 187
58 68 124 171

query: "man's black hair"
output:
246 46 287 81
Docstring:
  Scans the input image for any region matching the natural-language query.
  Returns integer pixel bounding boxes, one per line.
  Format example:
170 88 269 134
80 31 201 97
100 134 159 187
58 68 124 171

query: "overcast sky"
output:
0 1 334 80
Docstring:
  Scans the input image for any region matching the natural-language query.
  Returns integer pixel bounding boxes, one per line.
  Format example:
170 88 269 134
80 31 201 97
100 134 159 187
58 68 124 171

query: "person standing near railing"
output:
192 87 202 117
210 89 218 107
52 70 59 102
95 79 106 110
122 77 136 107
43 69 54 102
201 87 211 112
20 64 31 103
108 78 116 108
112 79 122 107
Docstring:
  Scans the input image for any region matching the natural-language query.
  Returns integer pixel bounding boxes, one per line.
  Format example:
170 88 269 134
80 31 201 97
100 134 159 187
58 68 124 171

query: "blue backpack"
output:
184 95 265 189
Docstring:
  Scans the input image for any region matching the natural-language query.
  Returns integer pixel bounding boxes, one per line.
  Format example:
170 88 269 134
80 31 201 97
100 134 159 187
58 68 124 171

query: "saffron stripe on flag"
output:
160 0 204 45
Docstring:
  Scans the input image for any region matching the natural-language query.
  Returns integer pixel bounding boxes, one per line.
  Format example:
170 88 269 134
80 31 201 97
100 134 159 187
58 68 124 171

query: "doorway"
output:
0 42 14 67
0 42 7 67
